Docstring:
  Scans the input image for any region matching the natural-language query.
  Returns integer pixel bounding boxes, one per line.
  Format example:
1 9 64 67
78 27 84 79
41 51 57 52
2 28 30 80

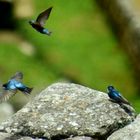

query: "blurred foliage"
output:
0 0 139 111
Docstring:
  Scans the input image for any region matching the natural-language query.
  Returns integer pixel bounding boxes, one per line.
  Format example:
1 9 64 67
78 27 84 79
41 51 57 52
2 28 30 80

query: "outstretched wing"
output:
36 7 52 26
10 72 23 82
0 87 16 102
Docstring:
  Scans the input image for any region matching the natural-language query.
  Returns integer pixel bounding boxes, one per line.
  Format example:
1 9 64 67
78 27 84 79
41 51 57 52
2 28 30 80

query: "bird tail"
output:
121 98 131 106
18 87 33 94
47 31 52 36
23 87 33 94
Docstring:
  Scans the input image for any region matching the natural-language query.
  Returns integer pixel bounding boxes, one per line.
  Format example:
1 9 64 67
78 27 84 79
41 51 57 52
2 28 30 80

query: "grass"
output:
0 0 139 111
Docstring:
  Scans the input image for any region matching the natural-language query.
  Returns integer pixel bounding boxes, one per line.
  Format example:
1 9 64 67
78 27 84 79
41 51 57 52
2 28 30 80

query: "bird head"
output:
107 85 114 92
29 20 35 25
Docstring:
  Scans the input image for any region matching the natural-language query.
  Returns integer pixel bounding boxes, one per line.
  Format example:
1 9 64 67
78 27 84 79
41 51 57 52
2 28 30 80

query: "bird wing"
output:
14 82 25 89
10 72 23 82
116 92 130 105
14 82 33 94
36 7 52 26
0 87 16 102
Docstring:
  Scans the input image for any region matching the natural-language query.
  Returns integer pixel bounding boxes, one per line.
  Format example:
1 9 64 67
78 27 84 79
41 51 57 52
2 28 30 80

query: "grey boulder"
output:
0 83 135 139
107 114 140 140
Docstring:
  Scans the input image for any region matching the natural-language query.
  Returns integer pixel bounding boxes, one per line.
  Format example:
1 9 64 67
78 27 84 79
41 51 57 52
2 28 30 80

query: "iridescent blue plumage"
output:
107 86 130 105
3 79 32 94
29 7 52 35
0 72 33 102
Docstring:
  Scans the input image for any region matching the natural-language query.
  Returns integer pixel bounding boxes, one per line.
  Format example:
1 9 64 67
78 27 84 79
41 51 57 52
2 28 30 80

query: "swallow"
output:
29 7 52 35
107 85 130 105
0 72 33 102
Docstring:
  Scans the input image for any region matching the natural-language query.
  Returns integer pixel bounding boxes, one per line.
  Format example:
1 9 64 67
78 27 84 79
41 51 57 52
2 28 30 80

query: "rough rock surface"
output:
0 132 44 140
107 114 140 140
0 132 12 140
64 136 94 140
0 83 135 139
0 132 94 140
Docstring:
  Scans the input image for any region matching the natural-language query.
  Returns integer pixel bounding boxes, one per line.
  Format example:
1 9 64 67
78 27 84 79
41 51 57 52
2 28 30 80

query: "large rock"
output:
107 114 140 140
0 132 34 140
0 83 135 139
64 136 94 140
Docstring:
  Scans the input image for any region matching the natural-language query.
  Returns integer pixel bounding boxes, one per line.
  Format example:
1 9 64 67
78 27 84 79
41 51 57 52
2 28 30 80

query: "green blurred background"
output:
0 0 139 112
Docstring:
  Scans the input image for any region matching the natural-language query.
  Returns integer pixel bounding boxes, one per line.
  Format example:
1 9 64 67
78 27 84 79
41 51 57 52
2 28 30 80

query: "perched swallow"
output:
107 86 130 105
0 72 33 102
29 7 52 35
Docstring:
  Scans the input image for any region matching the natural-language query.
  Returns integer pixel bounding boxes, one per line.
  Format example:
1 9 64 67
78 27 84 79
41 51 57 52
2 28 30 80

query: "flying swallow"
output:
29 7 52 35
107 85 130 105
0 72 33 102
